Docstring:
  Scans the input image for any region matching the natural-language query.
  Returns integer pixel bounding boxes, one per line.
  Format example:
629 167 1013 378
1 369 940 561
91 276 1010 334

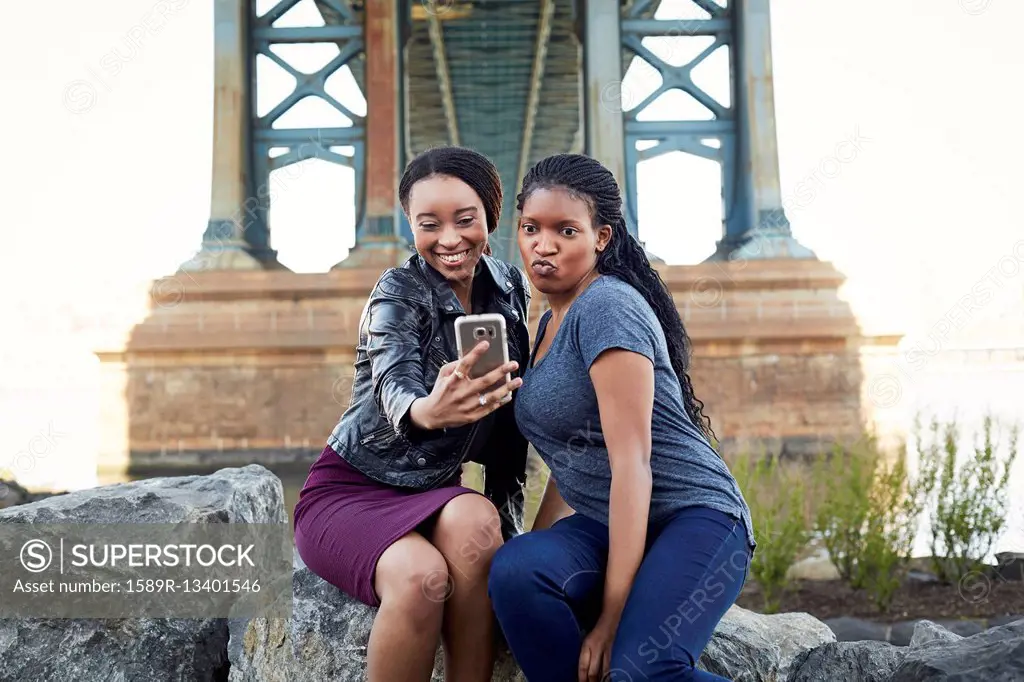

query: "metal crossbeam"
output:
619 0 736 242
248 0 367 249
518 0 556 193
619 18 730 36
255 41 364 126
625 120 732 137
255 127 363 145
426 6 460 146
251 26 362 42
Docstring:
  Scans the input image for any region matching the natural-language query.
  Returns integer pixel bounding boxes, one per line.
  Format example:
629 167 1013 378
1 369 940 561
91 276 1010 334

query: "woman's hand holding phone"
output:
409 340 522 430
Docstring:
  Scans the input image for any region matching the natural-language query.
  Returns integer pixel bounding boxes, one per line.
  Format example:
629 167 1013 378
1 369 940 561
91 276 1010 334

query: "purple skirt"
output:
293 445 479 606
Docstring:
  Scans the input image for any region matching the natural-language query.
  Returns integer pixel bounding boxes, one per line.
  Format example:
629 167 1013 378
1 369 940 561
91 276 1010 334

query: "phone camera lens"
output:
474 327 486 339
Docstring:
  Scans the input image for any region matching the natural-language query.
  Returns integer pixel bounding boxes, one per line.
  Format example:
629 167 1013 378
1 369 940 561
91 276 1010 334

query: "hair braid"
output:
516 154 717 445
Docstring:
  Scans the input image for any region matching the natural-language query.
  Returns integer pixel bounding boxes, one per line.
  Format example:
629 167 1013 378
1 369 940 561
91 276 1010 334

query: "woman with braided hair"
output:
488 154 755 682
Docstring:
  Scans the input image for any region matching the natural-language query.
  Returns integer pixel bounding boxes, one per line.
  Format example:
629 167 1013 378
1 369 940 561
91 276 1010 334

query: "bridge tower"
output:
587 0 813 260
182 0 812 271
183 0 412 272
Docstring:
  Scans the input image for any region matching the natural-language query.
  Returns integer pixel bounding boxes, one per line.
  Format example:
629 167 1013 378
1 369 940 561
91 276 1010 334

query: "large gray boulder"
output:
0 465 286 682
0 464 286 525
889 617 1024 681
697 606 836 681
228 552 525 682
0 619 231 682
787 617 1024 682
788 617 1024 682
908 620 965 647
232 566 838 681
788 640 907 682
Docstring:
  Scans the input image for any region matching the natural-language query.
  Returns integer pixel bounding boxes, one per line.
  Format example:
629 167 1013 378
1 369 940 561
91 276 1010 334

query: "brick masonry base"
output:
94 259 902 479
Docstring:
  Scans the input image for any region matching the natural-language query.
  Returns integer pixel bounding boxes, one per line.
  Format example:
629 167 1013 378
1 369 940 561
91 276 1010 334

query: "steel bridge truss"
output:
249 0 369 246
619 0 736 242
221 0 806 268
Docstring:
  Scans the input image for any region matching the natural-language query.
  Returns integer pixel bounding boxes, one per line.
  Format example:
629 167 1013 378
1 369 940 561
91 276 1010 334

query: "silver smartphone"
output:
454 313 510 394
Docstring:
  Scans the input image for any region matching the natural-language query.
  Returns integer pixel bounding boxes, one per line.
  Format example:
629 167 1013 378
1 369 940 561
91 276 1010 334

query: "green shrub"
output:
813 437 876 587
733 452 811 613
916 414 1020 583
854 444 925 612
813 434 925 612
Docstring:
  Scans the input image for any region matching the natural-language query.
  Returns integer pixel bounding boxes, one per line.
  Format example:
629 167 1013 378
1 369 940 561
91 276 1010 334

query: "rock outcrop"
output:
4 465 1023 681
697 607 836 680
232 562 836 682
789 640 907 682
0 465 286 681
788 618 1024 682
889 618 1024 681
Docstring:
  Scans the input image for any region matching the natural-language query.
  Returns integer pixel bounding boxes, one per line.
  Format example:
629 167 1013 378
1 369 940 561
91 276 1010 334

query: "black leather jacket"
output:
328 254 531 539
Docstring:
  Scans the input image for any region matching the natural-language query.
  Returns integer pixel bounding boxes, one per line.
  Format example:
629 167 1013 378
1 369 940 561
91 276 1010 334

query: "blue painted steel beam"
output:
619 18 730 36
713 0 814 260
619 3 736 243
625 120 732 136
619 0 812 260
254 127 363 144
252 26 363 42
246 0 368 256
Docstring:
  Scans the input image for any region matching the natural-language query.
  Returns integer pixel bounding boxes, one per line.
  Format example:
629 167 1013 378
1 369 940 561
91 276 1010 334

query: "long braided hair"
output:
516 153 716 444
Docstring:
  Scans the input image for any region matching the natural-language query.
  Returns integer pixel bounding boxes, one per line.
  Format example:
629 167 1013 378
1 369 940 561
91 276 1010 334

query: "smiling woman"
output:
292 146 533 682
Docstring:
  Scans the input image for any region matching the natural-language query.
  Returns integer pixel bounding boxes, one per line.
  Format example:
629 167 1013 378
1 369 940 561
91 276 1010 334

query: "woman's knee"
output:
375 534 451 618
433 493 504 573
486 533 552 602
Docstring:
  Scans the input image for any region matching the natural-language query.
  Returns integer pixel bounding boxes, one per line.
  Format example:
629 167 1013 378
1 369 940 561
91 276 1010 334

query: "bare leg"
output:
430 493 504 682
368 532 450 682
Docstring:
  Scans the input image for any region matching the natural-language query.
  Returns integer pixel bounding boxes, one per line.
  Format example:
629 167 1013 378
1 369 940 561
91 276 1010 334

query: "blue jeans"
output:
488 506 751 681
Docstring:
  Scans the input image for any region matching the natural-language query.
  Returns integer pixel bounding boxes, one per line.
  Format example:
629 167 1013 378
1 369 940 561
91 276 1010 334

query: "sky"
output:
1 0 1022 549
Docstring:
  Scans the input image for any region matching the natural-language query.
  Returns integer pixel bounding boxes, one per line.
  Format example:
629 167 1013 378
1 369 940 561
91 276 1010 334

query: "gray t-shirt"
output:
515 275 755 548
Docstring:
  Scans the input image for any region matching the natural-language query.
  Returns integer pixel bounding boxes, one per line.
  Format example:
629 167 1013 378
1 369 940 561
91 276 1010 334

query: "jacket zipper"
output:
455 422 480 466
360 425 394 445
429 347 449 369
